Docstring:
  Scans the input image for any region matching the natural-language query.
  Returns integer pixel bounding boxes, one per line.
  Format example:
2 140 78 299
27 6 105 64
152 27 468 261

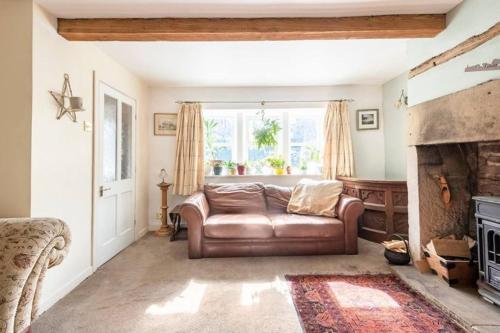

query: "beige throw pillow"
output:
287 179 343 217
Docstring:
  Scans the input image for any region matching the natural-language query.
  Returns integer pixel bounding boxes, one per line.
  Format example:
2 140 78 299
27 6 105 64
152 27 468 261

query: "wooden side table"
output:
169 205 187 241
156 181 173 237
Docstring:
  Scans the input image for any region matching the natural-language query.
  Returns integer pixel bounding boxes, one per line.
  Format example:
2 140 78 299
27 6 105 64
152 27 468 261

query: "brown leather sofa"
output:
179 182 364 259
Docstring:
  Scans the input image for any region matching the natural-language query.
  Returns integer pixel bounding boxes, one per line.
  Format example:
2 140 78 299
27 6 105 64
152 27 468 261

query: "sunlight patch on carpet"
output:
327 282 400 308
145 280 207 315
240 276 291 306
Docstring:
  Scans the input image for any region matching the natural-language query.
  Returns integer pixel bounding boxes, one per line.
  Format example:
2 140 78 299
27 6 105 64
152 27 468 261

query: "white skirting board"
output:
137 226 149 239
149 220 161 231
39 266 93 314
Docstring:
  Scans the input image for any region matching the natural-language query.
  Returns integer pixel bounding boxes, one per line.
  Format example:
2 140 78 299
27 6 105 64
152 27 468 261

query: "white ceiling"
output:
97 40 409 87
37 0 462 87
36 0 461 18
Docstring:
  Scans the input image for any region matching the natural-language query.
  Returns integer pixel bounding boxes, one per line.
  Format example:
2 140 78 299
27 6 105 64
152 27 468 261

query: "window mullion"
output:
236 111 244 162
283 111 290 165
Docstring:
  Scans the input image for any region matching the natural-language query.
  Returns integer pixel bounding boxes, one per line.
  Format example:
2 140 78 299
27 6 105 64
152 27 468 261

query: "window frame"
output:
203 107 325 174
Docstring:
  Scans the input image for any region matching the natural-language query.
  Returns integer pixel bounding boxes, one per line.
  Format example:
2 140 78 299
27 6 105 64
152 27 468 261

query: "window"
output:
245 112 283 165
288 112 323 174
204 112 237 162
204 108 324 175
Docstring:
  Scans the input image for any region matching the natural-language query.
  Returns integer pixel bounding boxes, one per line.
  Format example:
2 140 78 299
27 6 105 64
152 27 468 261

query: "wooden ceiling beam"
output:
58 15 445 41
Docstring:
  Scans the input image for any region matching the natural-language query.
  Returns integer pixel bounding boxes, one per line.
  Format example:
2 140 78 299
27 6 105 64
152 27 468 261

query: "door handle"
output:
100 186 111 197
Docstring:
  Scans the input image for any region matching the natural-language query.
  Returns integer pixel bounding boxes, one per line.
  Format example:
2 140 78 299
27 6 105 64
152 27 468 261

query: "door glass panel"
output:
103 94 118 182
121 103 133 180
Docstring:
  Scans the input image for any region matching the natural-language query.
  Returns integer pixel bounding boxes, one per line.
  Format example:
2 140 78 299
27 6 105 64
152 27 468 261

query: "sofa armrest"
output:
337 194 364 254
0 218 71 333
180 192 210 259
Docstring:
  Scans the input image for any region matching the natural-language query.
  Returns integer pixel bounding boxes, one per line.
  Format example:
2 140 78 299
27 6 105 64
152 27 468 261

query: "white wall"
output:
0 0 32 217
407 0 500 106
31 4 150 311
148 85 385 229
382 72 408 180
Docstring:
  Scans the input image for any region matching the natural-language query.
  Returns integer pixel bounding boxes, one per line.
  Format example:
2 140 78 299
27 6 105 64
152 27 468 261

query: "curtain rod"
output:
175 99 354 105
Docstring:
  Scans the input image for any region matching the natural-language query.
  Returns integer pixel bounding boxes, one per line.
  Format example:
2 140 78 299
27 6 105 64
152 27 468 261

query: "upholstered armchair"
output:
0 218 71 333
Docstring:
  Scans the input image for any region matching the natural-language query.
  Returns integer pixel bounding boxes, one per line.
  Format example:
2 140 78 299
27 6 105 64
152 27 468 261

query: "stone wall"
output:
416 141 500 249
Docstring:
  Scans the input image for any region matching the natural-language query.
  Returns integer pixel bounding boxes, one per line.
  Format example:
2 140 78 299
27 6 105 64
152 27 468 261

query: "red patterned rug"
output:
286 274 465 333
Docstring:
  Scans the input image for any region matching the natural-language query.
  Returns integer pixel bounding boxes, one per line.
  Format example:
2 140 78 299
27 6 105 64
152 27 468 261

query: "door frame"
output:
92 77 138 271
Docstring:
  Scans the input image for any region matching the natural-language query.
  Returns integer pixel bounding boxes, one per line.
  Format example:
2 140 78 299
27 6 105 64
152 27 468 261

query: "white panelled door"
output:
94 83 136 268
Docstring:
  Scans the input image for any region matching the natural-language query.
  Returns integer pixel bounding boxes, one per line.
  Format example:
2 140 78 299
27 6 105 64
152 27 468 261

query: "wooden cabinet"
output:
338 177 408 243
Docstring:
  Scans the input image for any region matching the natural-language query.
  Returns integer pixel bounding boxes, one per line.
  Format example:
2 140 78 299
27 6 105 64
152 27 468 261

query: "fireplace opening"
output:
415 141 500 248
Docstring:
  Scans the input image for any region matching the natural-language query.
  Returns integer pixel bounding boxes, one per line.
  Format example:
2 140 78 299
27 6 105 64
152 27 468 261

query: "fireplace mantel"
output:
408 79 500 146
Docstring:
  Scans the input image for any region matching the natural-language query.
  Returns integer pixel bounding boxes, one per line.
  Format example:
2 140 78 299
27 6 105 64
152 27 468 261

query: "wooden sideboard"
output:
337 177 408 243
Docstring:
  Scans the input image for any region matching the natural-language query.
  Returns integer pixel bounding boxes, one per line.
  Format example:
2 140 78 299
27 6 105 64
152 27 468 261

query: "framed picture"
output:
154 113 177 136
356 109 379 130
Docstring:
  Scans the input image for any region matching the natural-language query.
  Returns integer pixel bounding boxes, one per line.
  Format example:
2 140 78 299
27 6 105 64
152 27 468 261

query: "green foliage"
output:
204 119 219 160
224 161 237 169
212 160 224 168
267 157 285 169
252 110 282 149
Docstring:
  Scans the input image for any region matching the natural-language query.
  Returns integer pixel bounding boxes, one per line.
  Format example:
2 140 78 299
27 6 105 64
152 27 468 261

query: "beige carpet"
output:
33 234 390 333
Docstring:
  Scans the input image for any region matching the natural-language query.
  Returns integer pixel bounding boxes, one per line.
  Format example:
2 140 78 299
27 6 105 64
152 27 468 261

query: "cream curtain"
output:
322 101 354 179
173 103 205 195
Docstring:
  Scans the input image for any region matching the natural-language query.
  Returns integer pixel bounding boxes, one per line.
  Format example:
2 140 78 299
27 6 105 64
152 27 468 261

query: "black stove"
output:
474 196 500 305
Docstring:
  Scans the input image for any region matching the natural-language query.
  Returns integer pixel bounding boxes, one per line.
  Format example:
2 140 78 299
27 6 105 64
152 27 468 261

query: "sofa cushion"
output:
204 214 273 239
287 179 343 217
264 184 292 213
204 183 267 214
269 213 344 238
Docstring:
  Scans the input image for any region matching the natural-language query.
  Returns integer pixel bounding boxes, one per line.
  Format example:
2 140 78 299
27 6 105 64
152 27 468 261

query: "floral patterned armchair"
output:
0 218 71 333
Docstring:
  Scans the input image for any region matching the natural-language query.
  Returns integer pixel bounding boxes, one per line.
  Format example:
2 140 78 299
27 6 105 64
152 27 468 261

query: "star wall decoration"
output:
49 73 84 122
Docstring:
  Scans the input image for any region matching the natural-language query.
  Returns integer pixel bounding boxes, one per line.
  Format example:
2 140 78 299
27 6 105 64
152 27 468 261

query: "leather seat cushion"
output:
204 214 273 239
269 214 344 238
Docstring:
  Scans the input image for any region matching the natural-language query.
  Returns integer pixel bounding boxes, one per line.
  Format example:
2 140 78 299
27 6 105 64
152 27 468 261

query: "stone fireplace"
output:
407 80 500 258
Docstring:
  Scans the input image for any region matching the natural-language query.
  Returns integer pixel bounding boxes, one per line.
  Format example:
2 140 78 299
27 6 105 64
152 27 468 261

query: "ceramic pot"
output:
274 168 285 175
213 166 223 175
237 165 246 175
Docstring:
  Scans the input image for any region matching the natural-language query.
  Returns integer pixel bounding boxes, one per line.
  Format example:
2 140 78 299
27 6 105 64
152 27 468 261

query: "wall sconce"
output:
49 73 85 122
394 89 408 110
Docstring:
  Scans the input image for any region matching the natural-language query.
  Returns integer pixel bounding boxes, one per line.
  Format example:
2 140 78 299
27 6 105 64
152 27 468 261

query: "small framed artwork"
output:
356 109 379 130
154 113 177 136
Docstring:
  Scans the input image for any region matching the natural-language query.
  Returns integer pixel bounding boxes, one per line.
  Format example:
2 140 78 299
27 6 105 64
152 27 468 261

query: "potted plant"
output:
213 160 223 176
253 110 281 150
267 157 286 175
225 161 237 176
237 162 246 175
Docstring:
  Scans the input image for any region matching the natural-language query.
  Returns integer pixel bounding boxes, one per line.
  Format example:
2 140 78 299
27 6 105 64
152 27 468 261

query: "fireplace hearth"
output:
412 141 500 252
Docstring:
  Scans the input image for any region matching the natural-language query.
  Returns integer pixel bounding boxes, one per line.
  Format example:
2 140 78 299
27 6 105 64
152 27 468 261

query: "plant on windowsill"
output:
225 161 237 176
213 160 224 176
237 162 247 175
267 157 286 175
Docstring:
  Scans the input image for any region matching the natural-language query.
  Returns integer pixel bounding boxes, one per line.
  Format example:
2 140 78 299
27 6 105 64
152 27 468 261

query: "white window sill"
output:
205 174 321 178
204 174 322 187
